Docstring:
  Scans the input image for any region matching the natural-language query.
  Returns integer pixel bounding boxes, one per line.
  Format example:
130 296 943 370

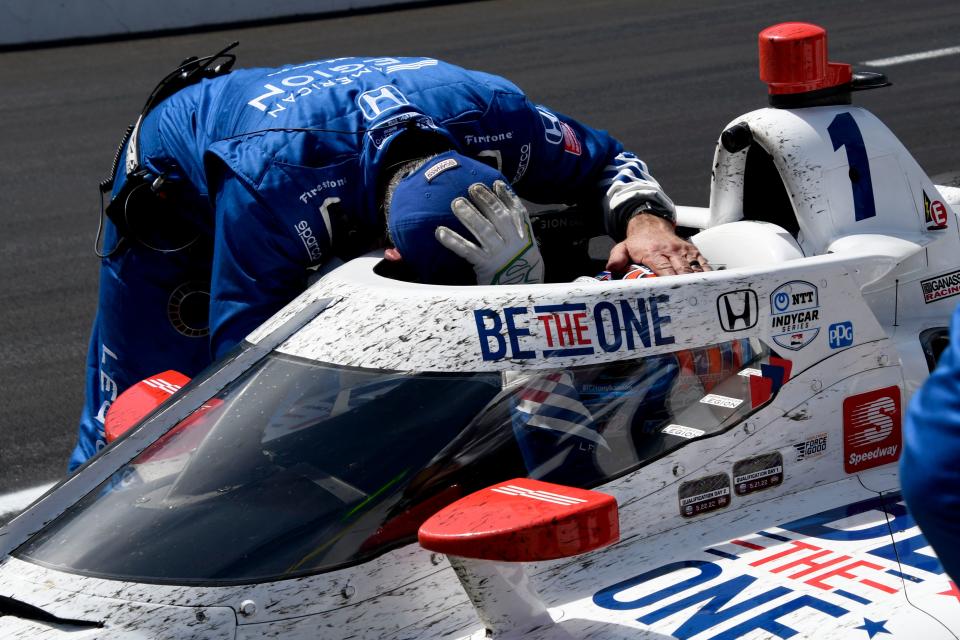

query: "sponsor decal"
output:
295 220 324 262
828 321 854 349
167 282 210 338
920 269 960 304
843 386 901 473
299 177 347 204
356 84 410 120
770 281 820 351
474 295 674 361
424 158 459 182
924 190 949 230
733 452 783 496
794 432 828 462
367 113 437 149
662 424 705 439
512 143 531 184
247 58 434 118
700 394 743 409
679 473 731 518
536 106 564 145
559 121 582 155
594 493 942 640
464 131 514 145
717 289 758 332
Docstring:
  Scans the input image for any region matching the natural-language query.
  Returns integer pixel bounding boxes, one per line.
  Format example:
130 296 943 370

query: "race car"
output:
1 22 960 640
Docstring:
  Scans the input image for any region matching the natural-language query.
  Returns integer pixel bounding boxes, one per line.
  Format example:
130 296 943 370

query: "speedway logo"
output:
474 295 674 361
769 281 820 351
843 386 901 473
592 493 946 640
920 269 960 304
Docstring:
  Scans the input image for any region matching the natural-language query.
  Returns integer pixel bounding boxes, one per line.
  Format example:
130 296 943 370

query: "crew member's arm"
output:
512 102 708 276
208 174 310 359
901 303 960 583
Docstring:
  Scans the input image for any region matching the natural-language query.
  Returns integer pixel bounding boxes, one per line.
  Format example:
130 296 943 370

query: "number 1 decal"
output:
827 112 877 221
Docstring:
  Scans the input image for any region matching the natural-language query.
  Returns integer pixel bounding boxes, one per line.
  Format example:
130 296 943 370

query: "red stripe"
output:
731 539 765 550
518 388 552 403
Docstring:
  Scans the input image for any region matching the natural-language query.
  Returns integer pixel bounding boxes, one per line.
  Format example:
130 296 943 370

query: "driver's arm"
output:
511 102 708 275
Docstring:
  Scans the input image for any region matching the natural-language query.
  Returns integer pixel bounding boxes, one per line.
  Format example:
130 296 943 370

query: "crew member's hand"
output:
436 181 544 285
606 212 710 276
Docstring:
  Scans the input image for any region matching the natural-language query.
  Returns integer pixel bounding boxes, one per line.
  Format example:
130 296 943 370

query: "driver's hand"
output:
606 212 710 276
436 181 545 285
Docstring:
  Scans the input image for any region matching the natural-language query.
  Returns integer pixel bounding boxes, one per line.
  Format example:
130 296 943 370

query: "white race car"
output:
2 22 959 640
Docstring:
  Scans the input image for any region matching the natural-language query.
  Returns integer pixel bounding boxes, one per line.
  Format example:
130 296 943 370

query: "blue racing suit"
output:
901 303 960 583
70 56 675 470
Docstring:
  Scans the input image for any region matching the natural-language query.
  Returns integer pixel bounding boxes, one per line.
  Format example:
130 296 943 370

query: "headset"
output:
96 42 239 257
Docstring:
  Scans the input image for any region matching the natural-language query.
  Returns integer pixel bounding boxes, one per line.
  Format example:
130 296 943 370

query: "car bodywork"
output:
2 32 960 640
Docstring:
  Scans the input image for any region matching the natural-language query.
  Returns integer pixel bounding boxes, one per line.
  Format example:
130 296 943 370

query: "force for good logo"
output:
843 386 901 473
769 281 820 350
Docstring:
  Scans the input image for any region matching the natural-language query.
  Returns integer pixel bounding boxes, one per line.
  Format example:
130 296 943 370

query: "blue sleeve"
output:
901 302 960 581
511 101 675 240
209 173 308 359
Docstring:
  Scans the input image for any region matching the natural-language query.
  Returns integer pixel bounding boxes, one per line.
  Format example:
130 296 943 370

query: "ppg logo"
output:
717 289 758 332
828 321 854 349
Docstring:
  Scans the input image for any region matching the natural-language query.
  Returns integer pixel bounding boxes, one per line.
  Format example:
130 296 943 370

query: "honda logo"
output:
717 289 758 332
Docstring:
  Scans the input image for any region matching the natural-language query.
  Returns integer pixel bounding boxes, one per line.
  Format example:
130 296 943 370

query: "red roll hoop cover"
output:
759 22 852 95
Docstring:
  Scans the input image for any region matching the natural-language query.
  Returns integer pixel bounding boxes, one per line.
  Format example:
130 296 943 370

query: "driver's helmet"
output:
387 150 508 285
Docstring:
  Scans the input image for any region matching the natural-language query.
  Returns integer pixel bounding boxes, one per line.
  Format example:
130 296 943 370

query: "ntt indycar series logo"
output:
769 281 820 351
843 386 901 473
920 269 960 304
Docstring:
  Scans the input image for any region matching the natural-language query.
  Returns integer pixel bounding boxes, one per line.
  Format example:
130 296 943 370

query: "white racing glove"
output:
435 181 545 285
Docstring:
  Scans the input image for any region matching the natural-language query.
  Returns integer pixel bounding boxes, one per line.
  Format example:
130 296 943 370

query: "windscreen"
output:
18 339 776 585
18 354 504 584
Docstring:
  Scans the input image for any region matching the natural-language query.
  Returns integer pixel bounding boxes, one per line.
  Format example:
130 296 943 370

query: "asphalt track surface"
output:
0 0 958 500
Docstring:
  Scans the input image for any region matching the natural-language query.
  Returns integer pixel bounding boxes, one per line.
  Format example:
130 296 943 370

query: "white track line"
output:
863 46 960 67
0 482 57 517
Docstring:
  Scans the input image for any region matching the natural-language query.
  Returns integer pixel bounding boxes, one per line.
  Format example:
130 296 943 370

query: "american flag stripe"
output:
492 484 586 505
144 378 181 395
385 59 438 73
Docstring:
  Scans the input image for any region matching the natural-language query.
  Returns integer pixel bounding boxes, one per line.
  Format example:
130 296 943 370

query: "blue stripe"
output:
757 530 791 542
704 548 740 561
886 569 924 583
833 589 871 605
543 347 595 357
518 403 593 427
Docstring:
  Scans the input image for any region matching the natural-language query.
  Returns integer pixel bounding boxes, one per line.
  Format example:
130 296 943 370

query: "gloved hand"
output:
436 180 544 285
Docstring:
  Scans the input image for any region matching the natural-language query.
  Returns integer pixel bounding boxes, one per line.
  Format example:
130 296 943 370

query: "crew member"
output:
71 49 709 470
901 303 960 582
